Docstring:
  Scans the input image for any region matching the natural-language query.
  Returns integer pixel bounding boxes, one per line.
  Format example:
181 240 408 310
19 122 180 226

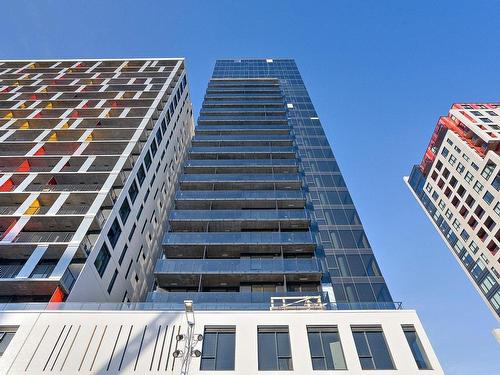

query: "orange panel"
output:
49 286 65 303
34 146 45 156
16 160 30 172
0 178 14 192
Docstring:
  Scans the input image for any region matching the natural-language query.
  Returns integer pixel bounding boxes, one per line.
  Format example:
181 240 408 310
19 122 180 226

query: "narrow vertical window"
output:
307 326 346 370
352 326 394 370
94 243 111 277
258 326 293 371
402 325 432 370
200 327 236 370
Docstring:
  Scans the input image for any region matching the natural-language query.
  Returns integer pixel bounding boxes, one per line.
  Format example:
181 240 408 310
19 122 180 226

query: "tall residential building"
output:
149 59 393 308
406 103 500 321
0 58 194 303
0 58 443 374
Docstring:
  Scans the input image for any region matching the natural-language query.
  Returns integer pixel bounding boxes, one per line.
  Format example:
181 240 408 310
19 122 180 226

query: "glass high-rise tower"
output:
149 58 393 309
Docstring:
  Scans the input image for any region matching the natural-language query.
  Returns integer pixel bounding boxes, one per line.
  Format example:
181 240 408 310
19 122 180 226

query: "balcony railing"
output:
169 209 308 222
163 231 314 246
175 190 305 201
13 231 74 243
154 258 320 275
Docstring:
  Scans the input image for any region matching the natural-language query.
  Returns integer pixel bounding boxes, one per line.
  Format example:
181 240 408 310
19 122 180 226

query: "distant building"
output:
406 103 500 320
0 59 194 303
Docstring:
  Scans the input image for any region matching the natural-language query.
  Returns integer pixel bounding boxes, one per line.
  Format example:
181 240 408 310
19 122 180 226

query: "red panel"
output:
49 286 65 303
16 160 30 172
34 146 45 156
0 178 14 192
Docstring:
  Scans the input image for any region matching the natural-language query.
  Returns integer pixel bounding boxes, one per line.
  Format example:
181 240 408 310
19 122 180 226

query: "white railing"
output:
270 295 325 311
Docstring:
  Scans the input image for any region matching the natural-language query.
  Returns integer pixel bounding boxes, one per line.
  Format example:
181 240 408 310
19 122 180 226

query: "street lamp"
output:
173 300 203 375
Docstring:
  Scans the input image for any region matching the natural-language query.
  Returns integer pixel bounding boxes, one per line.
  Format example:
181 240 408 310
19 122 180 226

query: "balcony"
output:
147 291 330 310
184 159 298 174
179 173 301 190
169 209 309 231
174 190 306 209
13 231 74 243
163 231 315 257
189 146 295 159
195 125 291 135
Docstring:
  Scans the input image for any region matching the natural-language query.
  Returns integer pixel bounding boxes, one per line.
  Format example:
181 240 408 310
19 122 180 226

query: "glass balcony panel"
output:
169 209 308 222
163 231 314 246
154 258 320 274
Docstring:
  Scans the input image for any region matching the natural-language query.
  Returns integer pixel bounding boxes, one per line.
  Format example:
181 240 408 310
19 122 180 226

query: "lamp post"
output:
172 300 203 375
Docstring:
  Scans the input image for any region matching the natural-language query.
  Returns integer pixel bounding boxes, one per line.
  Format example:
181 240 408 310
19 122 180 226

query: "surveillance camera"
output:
172 350 183 358
176 334 185 341
191 349 202 357
196 334 203 341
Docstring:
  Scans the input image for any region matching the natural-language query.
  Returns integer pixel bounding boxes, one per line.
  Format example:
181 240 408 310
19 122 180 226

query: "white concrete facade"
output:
0 307 443 374
0 59 194 304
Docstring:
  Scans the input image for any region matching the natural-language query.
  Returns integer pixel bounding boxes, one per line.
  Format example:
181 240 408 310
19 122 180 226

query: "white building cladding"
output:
406 103 500 321
0 59 194 303
0 306 442 374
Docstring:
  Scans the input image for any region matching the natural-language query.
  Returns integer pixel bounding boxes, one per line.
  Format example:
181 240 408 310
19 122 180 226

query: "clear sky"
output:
2 0 500 373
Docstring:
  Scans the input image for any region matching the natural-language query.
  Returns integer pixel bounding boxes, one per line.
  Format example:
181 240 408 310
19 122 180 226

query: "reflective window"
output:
403 325 432 370
94 243 110 277
200 327 236 371
258 326 293 371
0 327 17 356
128 180 139 203
307 326 346 370
352 327 394 370
119 198 131 224
107 218 122 248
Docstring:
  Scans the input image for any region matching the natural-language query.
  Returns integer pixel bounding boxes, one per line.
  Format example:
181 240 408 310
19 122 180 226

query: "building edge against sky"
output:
0 58 443 373
405 103 500 323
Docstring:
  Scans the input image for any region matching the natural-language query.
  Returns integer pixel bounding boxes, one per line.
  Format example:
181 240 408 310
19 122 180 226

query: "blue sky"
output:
2 0 500 373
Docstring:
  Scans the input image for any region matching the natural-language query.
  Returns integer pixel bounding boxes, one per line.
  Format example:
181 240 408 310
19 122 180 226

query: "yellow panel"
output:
24 199 40 215
85 133 93 142
20 121 30 129
45 102 53 109
61 122 69 129
19 103 26 109
3 112 13 119
48 132 58 141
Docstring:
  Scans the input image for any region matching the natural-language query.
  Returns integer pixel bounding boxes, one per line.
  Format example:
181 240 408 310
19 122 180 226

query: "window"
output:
107 218 122 248
473 181 484 193
94 243 111 277
445 209 452 220
472 162 479 171
464 172 473 184
494 202 500 216
438 200 445 210
452 219 460 230
469 241 479 254
480 274 496 295
402 326 432 370
144 151 152 171
107 269 118 294
200 327 236 370
456 163 465 174
490 291 500 310
258 326 293 371
150 140 158 157
119 198 131 224
425 183 432 193
352 327 394 370
441 147 449 157
137 165 146 186
307 326 346 370
128 180 139 203
460 230 469 241
481 162 496 180
448 155 457 166
118 244 128 265
0 327 17 356
483 191 494 205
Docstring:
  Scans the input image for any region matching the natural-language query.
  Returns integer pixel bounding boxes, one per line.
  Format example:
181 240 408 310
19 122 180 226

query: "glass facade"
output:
149 59 393 309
